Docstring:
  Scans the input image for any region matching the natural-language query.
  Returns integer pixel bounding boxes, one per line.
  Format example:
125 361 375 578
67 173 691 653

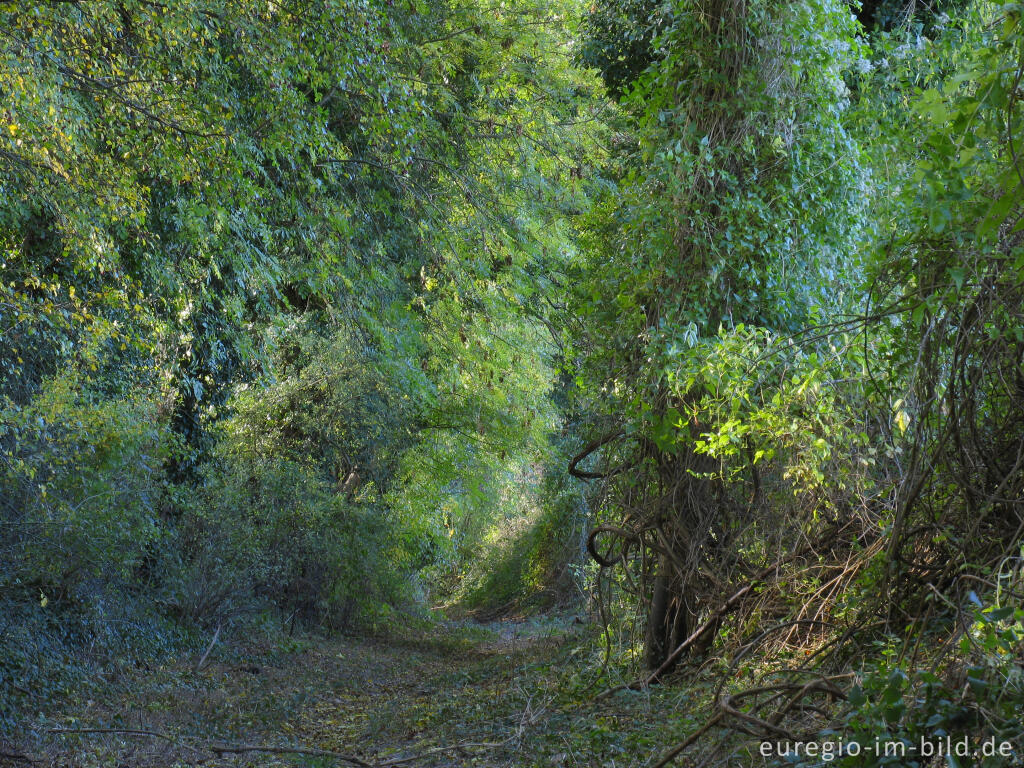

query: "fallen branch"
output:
49 727 370 766
718 695 798 740
651 712 723 768
649 669 854 766
378 740 506 766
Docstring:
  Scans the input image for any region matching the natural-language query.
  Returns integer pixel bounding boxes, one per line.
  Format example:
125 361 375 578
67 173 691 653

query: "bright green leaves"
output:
656 323 873 501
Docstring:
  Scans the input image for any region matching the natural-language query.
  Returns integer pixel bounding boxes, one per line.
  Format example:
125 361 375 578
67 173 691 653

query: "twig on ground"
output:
195 622 222 672
378 740 506 766
49 727 370 766
651 712 723 768
47 726 509 768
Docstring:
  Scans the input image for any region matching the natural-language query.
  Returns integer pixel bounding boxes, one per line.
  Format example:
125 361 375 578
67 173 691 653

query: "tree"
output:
573 0 863 670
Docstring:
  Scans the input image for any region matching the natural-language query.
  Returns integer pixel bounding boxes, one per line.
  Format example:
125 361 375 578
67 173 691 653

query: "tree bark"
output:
645 554 696 673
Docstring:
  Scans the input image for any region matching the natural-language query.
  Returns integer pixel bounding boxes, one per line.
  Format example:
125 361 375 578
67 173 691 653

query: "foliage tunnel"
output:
2 0 1024 763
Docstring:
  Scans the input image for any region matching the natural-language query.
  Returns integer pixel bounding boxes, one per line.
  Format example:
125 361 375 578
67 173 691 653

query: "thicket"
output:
573 0 1024 762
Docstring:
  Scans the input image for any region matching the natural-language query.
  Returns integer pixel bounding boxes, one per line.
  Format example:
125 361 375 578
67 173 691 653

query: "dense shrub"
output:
169 457 415 633
0 370 170 603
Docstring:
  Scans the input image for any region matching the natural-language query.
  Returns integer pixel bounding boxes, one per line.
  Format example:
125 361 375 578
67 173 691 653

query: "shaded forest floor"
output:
7 614 711 768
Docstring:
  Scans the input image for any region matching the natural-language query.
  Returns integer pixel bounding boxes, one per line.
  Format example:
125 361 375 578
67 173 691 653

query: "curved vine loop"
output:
586 523 637 568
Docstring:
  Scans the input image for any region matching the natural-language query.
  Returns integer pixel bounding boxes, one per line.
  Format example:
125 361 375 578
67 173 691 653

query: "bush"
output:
0 369 170 602
827 595 1024 767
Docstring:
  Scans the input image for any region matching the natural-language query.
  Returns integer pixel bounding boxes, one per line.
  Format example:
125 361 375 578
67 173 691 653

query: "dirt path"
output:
18 616 590 768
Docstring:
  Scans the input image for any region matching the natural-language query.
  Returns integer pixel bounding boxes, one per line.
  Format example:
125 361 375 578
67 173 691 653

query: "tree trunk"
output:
644 554 694 673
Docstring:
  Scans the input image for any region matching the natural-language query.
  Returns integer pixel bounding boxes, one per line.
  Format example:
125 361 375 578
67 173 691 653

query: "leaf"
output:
895 409 909 435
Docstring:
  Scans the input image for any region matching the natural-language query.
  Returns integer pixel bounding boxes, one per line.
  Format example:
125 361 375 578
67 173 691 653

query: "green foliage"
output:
573 0 868 444
176 459 410 632
832 596 1024 767
571 0 1024 752
0 368 170 596
568 0 873 674
578 0 672 99
0 0 602 729
846 0 1024 612
460 466 587 614
6 0 1024 759
669 325 880 508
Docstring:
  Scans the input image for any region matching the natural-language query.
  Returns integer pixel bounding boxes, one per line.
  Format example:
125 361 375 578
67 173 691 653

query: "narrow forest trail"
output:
19 614 678 768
